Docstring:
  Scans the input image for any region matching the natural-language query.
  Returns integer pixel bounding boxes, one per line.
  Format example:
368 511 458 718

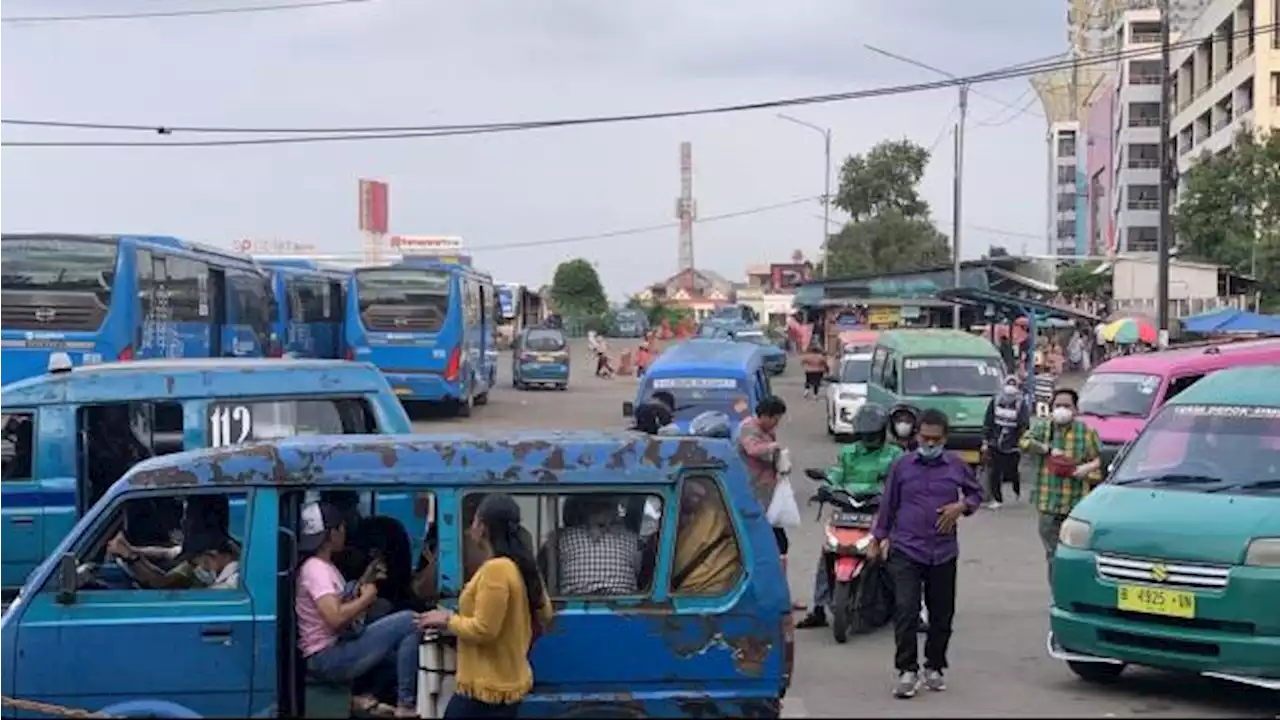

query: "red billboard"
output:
358 179 389 234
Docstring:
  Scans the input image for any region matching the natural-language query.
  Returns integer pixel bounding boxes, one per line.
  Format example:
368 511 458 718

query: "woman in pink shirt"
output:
296 502 422 717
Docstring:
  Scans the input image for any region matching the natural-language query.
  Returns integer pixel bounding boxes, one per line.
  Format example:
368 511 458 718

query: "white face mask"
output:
894 421 914 437
1052 407 1074 425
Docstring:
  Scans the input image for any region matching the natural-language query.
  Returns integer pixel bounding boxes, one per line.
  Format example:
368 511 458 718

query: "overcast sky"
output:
2 0 1066 298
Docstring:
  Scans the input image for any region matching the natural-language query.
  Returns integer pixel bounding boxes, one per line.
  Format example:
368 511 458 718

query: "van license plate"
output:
394 387 412 397
536 353 556 362
1117 584 1195 619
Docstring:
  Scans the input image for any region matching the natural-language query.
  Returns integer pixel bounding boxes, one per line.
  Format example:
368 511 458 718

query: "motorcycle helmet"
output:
889 404 918 441
851 403 890 449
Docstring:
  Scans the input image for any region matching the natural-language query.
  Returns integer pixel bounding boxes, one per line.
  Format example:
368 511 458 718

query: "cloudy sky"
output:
3 0 1066 298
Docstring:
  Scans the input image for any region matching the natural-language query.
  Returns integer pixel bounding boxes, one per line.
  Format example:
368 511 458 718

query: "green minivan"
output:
865 329 1004 464
1049 364 1280 690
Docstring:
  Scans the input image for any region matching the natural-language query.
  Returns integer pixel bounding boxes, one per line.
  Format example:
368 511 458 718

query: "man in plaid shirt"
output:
1020 388 1102 586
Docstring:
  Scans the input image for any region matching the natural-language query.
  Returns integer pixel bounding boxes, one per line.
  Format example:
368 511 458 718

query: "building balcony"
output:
1131 32 1161 44
1127 198 1160 210
1234 45 1254 64
1129 73 1162 86
1128 115 1160 127
1128 158 1160 169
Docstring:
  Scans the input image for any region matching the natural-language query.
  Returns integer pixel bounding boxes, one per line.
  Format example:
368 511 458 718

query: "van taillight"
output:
345 347 356 361
445 347 461 382
118 346 134 361
781 612 795 693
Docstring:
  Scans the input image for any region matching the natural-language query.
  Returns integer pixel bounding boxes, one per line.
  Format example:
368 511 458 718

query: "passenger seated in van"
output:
672 478 740 594
540 495 641 596
107 496 238 590
183 532 241 589
295 502 421 718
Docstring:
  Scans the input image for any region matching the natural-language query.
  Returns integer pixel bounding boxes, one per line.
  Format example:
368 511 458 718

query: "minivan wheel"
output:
1067 660 1125 684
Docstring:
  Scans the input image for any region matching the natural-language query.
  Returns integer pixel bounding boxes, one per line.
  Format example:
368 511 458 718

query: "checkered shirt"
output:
1022 418 1102 517
557 525 642 596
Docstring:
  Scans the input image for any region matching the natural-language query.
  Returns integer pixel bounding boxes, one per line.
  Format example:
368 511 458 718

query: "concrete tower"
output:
675 141 698 291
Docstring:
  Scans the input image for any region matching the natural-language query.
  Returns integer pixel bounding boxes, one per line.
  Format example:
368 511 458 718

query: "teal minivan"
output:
1048 364 1280 690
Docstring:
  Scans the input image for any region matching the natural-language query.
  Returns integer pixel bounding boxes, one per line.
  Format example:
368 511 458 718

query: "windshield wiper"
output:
1111 473 1226 486
1203 478 1280 494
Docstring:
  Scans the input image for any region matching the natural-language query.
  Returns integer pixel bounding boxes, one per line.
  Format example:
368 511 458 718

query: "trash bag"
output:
765 477 802 528
688 410 732 438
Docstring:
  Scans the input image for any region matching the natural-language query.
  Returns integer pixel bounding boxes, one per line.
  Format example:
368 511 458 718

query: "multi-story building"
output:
1109 6 1166 252
1085 79 1116 256
1171 0 1279 188
1049 122 1084 256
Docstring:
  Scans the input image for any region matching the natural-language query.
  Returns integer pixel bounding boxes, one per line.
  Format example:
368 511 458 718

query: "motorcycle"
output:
803 468 893 643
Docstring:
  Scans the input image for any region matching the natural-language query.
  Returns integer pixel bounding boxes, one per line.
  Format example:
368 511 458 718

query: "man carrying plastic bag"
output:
737 396 804 610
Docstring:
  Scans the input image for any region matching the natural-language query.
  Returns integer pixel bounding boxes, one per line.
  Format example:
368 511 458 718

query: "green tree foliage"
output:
1056 261 1110 299
1175 130 1280 308
550 258 608 317
826 139 952 277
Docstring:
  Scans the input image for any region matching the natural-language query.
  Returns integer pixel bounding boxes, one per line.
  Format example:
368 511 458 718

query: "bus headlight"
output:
1244 538 1280 567
1058 517 1093 549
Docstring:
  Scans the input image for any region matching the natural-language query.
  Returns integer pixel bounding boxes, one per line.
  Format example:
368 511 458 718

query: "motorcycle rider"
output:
797 403 902 629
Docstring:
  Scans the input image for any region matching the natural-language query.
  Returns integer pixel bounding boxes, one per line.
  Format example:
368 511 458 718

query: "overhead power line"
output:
1 0 372 24
469 197 820 252
3 23 1273 148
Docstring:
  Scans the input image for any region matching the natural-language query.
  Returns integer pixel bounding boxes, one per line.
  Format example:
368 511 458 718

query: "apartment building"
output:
1049 121 1083 256
1110 7 1166 252
1171 0 1280 187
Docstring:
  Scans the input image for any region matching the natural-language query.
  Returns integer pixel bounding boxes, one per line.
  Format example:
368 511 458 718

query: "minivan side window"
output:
883 352 899 393
870 347 887 386
459 490 666 599
69 490 249 593
1 411 35 481
1163 374 1205 403
670 475 743 597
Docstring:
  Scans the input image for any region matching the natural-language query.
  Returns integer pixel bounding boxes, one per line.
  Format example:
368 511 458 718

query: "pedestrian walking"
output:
736 396 805 611
981 376 1030 508
866 409 983 699
800 344 827 399
1019 388 1102 586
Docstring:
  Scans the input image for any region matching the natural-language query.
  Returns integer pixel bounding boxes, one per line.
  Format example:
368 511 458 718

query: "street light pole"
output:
953 83 969 330
1155 0 1173 345
778 113 833 275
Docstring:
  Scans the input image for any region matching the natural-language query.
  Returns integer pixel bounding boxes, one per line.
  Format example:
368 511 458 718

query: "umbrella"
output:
1102 317 1157 345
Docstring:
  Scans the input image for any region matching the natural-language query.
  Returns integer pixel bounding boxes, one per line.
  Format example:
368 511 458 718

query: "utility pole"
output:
952 83 969 330
1156 0 1173 345
778 113 834 276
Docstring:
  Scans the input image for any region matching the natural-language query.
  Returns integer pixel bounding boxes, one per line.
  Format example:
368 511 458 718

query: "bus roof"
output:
117 431 736 493
1 358 392 407
876 329 1000 357
1 232 259 270
1092 338 1280 375
1163 364 1280 408
354 259 493 279
647 339 763 377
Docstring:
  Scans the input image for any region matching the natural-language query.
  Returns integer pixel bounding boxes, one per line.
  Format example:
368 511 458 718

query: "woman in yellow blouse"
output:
418 494 553 719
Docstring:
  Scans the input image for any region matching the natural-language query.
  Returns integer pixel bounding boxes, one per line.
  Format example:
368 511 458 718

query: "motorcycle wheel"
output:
831 580 854 644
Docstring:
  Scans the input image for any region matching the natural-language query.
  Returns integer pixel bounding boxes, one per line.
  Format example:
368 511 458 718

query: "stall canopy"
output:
1182 308 1280 335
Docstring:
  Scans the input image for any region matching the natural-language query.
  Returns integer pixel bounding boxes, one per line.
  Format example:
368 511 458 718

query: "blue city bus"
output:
1 234 272 385
258 258 349 359
346 256 498 416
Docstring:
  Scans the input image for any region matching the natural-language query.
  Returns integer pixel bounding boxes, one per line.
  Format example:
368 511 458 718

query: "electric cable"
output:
1 0 371 24
3 23 1273 147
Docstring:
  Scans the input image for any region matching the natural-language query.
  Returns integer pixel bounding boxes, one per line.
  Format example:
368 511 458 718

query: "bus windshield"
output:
1 237 117 330
902 357 1003 396
356 268 451 332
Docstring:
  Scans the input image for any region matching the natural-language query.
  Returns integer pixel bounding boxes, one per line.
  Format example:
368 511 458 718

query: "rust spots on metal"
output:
438 445 457 467
512 440 552 462
543 446 566 471
661 615 774 678
377 446 398 468
531 468 559 484
576 452 594 468
668 439 716 468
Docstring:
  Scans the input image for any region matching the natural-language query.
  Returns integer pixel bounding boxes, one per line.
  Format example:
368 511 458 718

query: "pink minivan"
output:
1076 338 1280 471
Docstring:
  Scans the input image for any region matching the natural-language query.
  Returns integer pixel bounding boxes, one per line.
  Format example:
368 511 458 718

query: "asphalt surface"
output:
412 339 1278 718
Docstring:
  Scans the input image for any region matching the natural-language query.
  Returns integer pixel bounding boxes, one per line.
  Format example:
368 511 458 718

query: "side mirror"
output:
622 401 635 418
55 553 78 605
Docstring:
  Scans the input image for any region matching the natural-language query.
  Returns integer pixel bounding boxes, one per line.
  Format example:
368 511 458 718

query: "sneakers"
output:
922 668 946 692
893 671 919 699
796 608 827 629
986 500 1002 510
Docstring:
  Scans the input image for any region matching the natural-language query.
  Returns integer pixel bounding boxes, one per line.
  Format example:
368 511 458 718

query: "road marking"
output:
781 696 809 718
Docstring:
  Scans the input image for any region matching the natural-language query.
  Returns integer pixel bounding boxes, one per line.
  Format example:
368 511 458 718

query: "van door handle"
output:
8 516 34 526
200 625 234 641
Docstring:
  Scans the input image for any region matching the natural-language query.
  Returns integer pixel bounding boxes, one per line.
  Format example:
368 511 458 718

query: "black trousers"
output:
803 371 823 394
987 451 1021 502
773 527 789 555
887 550 957 673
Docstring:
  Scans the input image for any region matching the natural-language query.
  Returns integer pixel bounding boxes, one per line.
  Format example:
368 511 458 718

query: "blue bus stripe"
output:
1 490 75 508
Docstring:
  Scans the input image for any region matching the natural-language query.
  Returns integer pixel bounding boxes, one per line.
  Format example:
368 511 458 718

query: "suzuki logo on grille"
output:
393 317 408 327
34 307 56 323
1150 564 1169 582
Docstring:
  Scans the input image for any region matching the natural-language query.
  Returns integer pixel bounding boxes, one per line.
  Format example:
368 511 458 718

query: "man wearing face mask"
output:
183 533 241 589
866 409 984 699
1020 388 1102 586
982 376 1031 508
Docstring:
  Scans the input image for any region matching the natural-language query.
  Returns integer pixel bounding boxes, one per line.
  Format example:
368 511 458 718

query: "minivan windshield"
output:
1109 404 1280 494
902 357 1003 396
1078 372 1161 418
525 328 566 352
646 377 749 422
840 357 871 383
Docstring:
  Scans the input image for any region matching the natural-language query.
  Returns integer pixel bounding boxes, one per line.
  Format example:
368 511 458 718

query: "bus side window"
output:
166 256 211 322
670 476 743 597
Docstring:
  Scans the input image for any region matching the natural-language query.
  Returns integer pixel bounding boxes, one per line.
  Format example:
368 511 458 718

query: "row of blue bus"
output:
0 233 498 414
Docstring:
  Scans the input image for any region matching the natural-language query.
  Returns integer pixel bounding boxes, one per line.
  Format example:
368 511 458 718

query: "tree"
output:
1056 261 1110 299
1175 130 1280 308
549 258 608 317
825 138 952 277
987 245 1010 258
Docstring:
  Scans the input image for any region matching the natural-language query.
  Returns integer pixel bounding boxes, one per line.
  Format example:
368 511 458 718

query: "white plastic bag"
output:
766 476 802 528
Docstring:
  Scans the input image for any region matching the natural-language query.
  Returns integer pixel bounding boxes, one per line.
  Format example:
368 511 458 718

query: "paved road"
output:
412 340 1277 718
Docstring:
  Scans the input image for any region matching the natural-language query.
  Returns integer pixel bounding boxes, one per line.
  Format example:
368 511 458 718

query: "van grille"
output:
1095 554 1230 590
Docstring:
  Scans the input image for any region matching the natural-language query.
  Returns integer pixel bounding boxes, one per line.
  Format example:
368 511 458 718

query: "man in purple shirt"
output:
868 408 983 699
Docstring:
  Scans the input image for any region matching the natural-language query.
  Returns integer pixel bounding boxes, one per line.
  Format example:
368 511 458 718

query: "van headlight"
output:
1243 538 1280 567
1058 517 1093 549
